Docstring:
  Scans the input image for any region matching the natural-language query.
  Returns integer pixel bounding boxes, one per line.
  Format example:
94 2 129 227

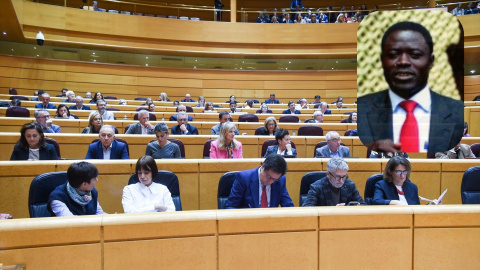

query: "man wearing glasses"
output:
225 154 294 209
35 109 61 133
303 157 365 206
315 131 350 158
85 125 129 159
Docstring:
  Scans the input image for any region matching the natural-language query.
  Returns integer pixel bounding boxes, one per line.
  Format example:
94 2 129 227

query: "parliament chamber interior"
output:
0 0 479 269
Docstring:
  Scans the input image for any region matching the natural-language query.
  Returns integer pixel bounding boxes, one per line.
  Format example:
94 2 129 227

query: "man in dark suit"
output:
69 96 91 110
181 93 195 102
34 93 57 109
302 157 364 206
225 154 294 208
169 105 193 121
290 0 303 10
358 21 463 153
320 102 331 114
264 93 280 104
282 101 301 114
85 125 129 159
171 112 198 135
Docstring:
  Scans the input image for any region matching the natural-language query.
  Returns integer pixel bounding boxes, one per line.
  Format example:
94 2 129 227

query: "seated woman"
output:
10 122 59 160
82 112 103 134
204 102 215 112
372 156 420 205
145 123 181 159
122 155 176 213
196 96 206 107
264 129 297 158
226 95 237 104
258 116 278 135
89 92 106 104
210 122 243 159
257 103 271 114
346 112 357 123
54 104 75 119
157 92 170 102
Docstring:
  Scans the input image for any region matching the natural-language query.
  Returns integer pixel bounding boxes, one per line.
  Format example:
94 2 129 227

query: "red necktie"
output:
399 100 419 152
261 185 268 208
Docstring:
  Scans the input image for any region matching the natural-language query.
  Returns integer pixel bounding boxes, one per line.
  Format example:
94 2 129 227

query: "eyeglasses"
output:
328 172 348 181
265 171 281 182
394 170 408 176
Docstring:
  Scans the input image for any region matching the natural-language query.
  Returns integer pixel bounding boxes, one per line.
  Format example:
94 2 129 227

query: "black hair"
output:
275 128 290 142
18 122 46 150
381 21 434 55
288 101 295 106
56 104 71 117
263 154 287 176
67 161 99 188
219 110 230 119
136 155 158 179
383 156 412 183
10 99 21 107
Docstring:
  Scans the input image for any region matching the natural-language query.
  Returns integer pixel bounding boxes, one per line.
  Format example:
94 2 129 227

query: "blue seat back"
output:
218 171 238 209
364 174 384 205
29 172 68 218
299 171 327 206
461 166 480 204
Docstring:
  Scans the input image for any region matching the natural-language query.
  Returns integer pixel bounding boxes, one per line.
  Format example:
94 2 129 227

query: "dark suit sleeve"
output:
302 183 320 206
120 144 129 159
372 181 391 205
347 182 365 204
279 178 294 207
10 145 22 160
190 126 199 135
314 148 324 158
46 144 59 160
225 173 248 209
85 144 95 159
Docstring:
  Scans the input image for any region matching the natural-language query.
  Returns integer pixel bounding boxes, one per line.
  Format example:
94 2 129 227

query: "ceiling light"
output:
2 32 6 35
92 52 95 55
471 70 476 74
145 56 148 59
145 64 148 66
34 47 37 49
93 59 96 62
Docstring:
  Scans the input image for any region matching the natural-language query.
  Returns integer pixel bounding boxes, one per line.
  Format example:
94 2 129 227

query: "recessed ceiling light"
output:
194 66 196 69
2 32 6 35
145 57 148 59
11 49 14 51
93 59 96 62
471 70 476 74
34 47 37 49
331 68 334 69
145 64 148 66
289 61 291 64
36 55 39 57
92 52 95 55
195 59 197 62
336 61 338 63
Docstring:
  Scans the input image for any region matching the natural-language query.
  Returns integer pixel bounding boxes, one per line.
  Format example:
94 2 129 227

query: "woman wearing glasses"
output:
372 156 420 205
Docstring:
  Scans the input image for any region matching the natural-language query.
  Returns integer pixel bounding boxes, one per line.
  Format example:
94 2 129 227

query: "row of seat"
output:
28 165 480 218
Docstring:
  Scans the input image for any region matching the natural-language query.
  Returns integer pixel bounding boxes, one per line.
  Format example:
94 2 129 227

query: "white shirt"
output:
257 168 271 207
395 185 408 205
389 85 431 152
141 124 149 135
102 143 112 160
122 182 175 213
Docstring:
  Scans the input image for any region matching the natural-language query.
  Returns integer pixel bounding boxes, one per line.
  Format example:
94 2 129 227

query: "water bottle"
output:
292 130 296 136
162 116 165 121
124 115 127 120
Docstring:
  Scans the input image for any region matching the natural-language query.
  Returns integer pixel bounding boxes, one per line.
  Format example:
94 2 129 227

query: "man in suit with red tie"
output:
358 21 463 153
225 154 294 208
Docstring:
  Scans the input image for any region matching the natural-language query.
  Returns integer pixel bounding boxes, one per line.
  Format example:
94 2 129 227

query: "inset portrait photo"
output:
357 10 464 154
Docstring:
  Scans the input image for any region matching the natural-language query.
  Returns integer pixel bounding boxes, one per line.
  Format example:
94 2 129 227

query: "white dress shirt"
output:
102 143 112 160
389 85 431 152
122 182 176 213
257 168 271 206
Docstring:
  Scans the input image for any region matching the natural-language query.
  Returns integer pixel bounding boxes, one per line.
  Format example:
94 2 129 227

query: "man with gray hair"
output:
35 93 57 109
169 104 193 121
69 96 91 110
315 131 350 158
85 125 129 159
302 157 364 206
85 92 92 99
126 110 155 134
62 91 76 103
35 109 61 133
307 111 323 123
319 101 331 115
96 99 115 120
171 112 198 135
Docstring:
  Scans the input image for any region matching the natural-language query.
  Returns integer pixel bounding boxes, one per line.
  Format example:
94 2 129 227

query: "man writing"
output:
358 21 463 153
48 161 107 216
126 111 155 134
225 154 294 208
85 125 129 159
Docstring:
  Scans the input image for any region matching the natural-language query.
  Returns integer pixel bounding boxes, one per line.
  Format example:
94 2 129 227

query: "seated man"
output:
297 98 309 109
307 111 324 123
69 96 91 110
310 95 321 104
48 161 107 216
60 88 68 97
229 102 241 113
282 101 301 114
320 101 332 114
96 99 115 120
225 154 294 208
62 90 76 103
85 92 92 99
315 131 351 158
335 101 347 109
181 93 195 102
435 142 476 159
211 111 240 135
126 111 155 134
31 90 45 101
171 112 198 135
85 125 129 159
35 109 61 133
169 105 193 121
35 93 57 109
302 157 365 206
264 93 280 104
264 129 297 158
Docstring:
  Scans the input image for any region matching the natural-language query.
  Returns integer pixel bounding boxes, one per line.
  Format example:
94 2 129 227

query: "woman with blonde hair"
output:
158 92 170 102
82 111 103 134
258 116 278 135
210 122 243 159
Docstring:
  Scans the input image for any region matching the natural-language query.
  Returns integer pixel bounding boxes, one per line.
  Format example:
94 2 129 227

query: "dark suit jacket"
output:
372 180 420 205
35 103 57 109
282 109 301 114
85 140 129 159
181 98 195 102
264 99 280 104
69 105 91 110
357 90 464 153
323 109 331 114
169 114 193 122
302 177 365 206
10 143 59 160
290 0 303 9
264 145 297 158
225 167 294 208
171 124 198 135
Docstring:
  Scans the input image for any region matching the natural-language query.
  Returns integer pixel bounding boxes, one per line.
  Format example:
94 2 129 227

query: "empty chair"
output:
299 171 327 206
461 166 480 204
156 14 167 18
134 12 143 16
217 171 238 209
473 95 480 101
9 88 17 95
134 97 147 101
304 118 315 123
104 96 117 100
298 126 323 136
145 14 156 17
238 114 259 122
279 115 299 123
470 143 480 157
128 170 182 210
203 139 214 158
9 95 29 101
44 137 61 159
134 112 157 121
92 138 129 157
261 139 296 157
246 99 259 104
6 106 30 117
363 174 384 205
29 171 68 217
